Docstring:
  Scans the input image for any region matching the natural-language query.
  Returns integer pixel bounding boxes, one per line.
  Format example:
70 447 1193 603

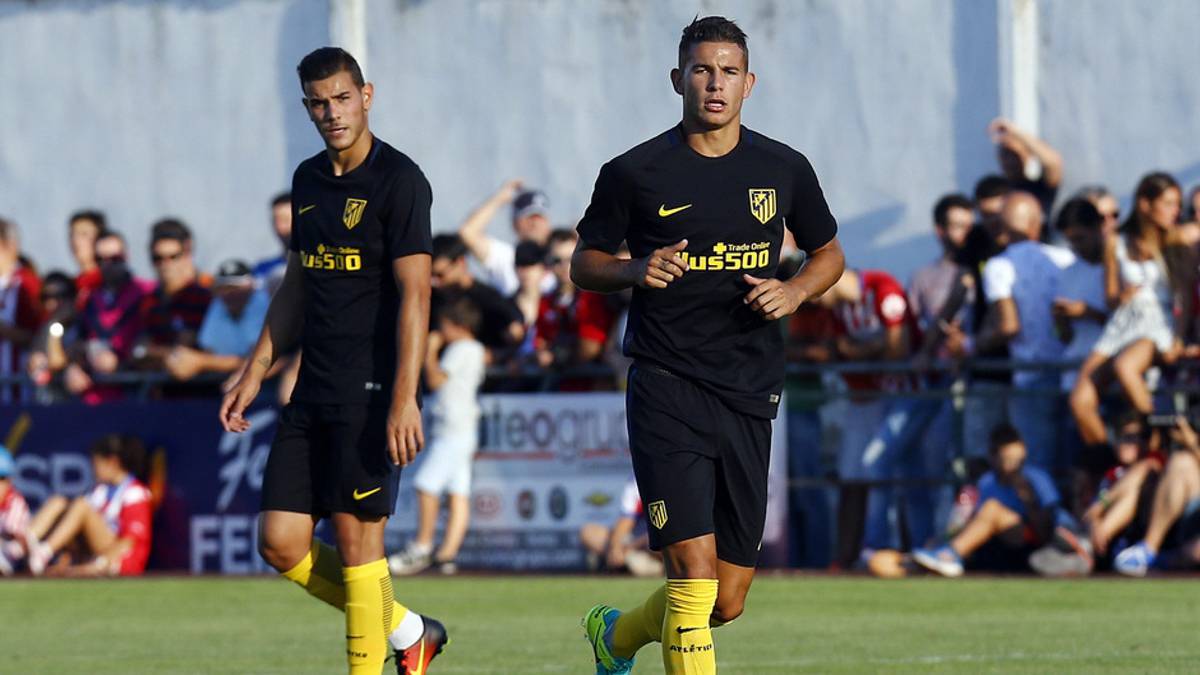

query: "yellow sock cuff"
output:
665 578 718 615
280 550 314 584
342 557 390 583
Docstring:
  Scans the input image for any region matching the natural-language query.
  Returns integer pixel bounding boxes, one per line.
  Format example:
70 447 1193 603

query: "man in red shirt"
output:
22 434 152 576
137 218 213 368
816 268 943 566
533 229 615 370
69 210 107 308
0 217 43 403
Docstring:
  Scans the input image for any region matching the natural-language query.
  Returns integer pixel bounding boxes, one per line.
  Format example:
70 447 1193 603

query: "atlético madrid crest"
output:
343 198 368 230
647 500 668 530
748 188 777 225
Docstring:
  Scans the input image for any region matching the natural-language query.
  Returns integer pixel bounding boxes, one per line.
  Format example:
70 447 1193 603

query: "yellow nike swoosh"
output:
658 203 693 217
298 204 316 215
352 487 381 501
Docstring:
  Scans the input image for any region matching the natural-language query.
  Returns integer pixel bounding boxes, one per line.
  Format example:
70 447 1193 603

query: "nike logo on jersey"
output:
352 487 381 501
676 626 705 634
658 203 693 217
298 204 316 215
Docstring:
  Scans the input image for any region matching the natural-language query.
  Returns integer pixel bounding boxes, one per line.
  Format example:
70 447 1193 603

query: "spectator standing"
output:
988 117 1064 217
0 218 43 403
137 219 213 368
457 179 555 296
430 234 524 363
1053 198 1109 393
533 230 615 370
27 271 81 403
68 210 106 305
389 296 486 576
165 260 269 382
978 193 1075 471
908 194 974 334
1071 173 1196 448
511 240 548 361
1074 185 1122 239
0 446 31 575
252 192 292 297
68 231 151 404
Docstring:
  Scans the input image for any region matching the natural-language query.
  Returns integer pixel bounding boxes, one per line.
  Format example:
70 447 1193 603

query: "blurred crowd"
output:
3 115 1200 577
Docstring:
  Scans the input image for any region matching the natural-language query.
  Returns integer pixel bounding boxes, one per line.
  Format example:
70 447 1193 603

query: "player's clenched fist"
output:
636 239 690 289
743 274 806 320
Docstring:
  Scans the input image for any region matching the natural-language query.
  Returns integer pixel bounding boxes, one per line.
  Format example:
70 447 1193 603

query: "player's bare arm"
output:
219 251 305 432
388 253 431 467
744 236 844 320
571 239 690 293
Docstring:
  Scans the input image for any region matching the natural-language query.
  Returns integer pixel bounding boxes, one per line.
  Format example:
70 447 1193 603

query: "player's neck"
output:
327 131 374 176
681 118 741 158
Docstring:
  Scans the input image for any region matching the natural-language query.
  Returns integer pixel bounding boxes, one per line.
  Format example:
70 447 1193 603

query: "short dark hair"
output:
679 16 749 69
89 434 147 480
933 193 973 228
431 234 468 261
988 423 1023 454
297 47 365 89
1114 409 1150 441
973 175 1012 203
436 293 482 336
1055 197 1103 233
70 209 108 233
150 218 193 247
271 192 291 208
41 271 76 299
547 228 577 247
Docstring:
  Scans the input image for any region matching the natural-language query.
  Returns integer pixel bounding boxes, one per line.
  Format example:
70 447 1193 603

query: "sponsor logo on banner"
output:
548 486 568 521
584 491 613 508
517 489 536 520
473 490 501 520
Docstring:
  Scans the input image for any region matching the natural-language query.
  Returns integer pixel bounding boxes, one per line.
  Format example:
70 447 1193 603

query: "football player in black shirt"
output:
575 17 845 675
220 48 446 674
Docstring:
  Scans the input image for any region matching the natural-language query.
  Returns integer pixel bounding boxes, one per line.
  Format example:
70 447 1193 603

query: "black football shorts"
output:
626 362 773 568
261 403 400 518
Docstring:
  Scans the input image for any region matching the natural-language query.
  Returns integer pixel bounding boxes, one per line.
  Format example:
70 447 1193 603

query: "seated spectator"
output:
21 434 153 577
988 117 1063 218
68 209 107 306
578 479 663 577
67 231 152 403
252 192 292 297
389 296 485 576
533 230 615 369
457 179 555 295
165 260 269 382
136 218 213 368
1071 173 1196 450
0 217 43 403
978 193 1075 470
430 233 524 363
1082 412 1164 562
913 424 1087 577
1114 417 1200 576
0 446 31 575
27 271 81 403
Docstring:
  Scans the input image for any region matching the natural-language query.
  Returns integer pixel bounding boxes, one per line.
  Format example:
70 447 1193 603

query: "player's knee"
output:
258 534 307 572
711 596 744 625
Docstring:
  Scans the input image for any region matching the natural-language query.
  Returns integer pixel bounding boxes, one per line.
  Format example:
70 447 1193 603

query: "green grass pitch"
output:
3 574 1198 673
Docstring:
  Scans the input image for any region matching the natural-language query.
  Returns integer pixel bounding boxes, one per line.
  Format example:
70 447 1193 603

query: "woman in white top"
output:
1071 172 1195 445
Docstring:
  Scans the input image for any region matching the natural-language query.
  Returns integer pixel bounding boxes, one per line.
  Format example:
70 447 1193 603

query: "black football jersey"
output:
577 125 837 418
289 138 433 406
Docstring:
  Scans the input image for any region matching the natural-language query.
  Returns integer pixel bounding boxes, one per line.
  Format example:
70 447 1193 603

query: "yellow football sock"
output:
343 558 394 673
662 578 718 674
281 541 411 632
611 584 667 658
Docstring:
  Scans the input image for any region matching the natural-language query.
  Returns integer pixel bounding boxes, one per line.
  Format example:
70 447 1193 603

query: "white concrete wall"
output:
0 0 1196 282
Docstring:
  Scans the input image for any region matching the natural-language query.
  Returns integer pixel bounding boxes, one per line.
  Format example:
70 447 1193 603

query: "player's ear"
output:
670 68 684 96
742 71 756 99
362 83 374 110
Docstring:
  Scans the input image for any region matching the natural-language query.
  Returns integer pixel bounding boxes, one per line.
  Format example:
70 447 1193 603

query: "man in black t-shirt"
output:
430 233 524 363
575 17 845 675
220 48 447 674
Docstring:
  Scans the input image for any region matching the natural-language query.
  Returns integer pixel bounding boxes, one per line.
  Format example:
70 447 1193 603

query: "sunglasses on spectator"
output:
97 253 126 264
546 256 567 265
41 289 72 302
152 250 185 264
1102 210 1120 220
